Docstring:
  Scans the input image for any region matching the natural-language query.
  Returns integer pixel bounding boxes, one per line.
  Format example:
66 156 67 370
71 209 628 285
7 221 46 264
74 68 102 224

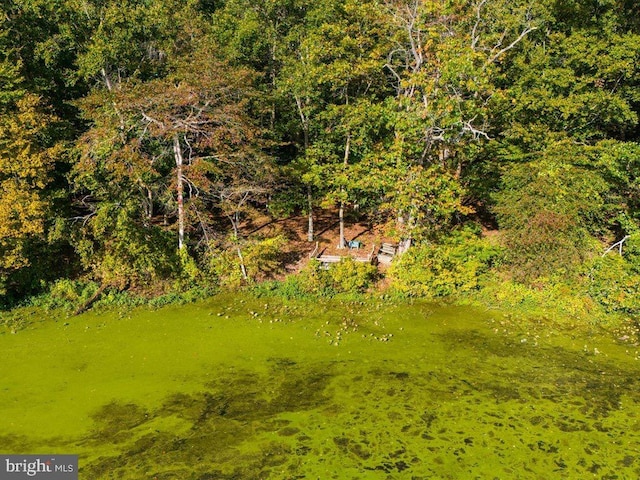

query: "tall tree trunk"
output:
338 202 346 248
295 94 315 243
231 212 248 281
173 134 185 250
146 187 153 219
270 32 277 131
307 185 314 242
237 246 248 281
338 133 351 249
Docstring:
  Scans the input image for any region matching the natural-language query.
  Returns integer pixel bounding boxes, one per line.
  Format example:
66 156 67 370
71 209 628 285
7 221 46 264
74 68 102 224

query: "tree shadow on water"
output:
82 359 334 479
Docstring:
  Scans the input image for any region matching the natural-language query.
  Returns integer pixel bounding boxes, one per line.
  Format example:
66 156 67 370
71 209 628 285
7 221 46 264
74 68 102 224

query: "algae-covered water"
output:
1 295 639 479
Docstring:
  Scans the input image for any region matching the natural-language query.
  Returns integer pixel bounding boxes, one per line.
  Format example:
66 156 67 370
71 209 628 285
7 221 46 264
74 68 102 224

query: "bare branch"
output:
461 119 491 140
470 0 489 50
183 134 194 164
191 205 213 250
68 212 96 226
294 94 307 127
182 175 200 198
486 25 537 66
140 111 164 128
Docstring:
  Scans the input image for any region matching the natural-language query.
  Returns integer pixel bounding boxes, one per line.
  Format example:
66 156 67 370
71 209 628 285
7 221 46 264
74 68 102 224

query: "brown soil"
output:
240 209 395 276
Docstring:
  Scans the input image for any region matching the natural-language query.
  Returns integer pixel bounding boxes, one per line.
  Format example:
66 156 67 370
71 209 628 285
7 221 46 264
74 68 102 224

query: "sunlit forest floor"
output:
242 209 394 274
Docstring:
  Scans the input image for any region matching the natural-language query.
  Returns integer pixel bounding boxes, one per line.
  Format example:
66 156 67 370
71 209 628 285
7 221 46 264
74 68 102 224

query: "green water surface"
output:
1 295 639 479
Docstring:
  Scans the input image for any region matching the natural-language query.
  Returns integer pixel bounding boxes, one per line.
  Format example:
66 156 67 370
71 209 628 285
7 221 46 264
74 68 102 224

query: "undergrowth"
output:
252 257 378 300
24 278 217 314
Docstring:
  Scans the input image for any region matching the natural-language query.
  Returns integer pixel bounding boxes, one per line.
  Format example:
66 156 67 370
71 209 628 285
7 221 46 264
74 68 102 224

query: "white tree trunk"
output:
338 202 346 249
307 185 314 242
296 95 315 243
146 187 153 219
338 133 351 249
230 212 248 281
173 134 185 250
237 246 248 281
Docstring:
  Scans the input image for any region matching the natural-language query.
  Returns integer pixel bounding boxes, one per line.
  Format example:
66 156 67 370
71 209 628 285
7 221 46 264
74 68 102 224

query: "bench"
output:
317 248 376 268
377 243 398 264
316 255 343 269
380 243 397 255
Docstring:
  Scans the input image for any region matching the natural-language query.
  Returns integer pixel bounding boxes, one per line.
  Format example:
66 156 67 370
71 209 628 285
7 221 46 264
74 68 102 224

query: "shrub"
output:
623 234 640 273
179 248 203 285
243 235 288 280
476 277 599 321
493 144 608 283
588 254 640 316
388 229 500 298
208 235 287 289
500 211 592 282
295 259 336 297
251 260 333 298
30 279 99 311
252 278 305 299
147 285 216 308
252 257 377 299
328 257 378 293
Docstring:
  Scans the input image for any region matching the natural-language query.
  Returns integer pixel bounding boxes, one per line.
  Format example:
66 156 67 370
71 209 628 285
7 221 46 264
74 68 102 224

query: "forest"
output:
1 0 639 320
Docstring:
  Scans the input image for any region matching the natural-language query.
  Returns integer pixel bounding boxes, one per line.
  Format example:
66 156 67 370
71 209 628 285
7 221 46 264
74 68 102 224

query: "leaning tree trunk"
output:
230 212 248 281
173 134 185 250
74 283 108 316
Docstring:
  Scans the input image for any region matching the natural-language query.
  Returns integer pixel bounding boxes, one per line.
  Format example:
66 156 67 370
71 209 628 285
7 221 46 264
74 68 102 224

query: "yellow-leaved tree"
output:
0 93 61 284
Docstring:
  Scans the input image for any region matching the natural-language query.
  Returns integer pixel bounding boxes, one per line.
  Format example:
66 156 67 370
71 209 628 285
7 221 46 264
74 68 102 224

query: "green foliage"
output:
251 260 333 299
624 234 640 270
494 141 608 282
502 28 639 146
242 235 288 278
327 257 378 293
178 248 202 285
0 308 29 334
595 141 640 228
588 249 640 316
382 164 473 240
475 277 601 323
29 279 99 311
208 235 287 289
295 260 336 297
27 276 216 313
147 285 216 309
251 277 306 300
0 0 639 316
267 185 307 218
388 229 500 298
73 201 179 288
253 257 377 299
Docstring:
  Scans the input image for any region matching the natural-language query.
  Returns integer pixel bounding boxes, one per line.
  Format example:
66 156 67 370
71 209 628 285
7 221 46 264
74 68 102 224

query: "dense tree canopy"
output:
0 0 638 304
